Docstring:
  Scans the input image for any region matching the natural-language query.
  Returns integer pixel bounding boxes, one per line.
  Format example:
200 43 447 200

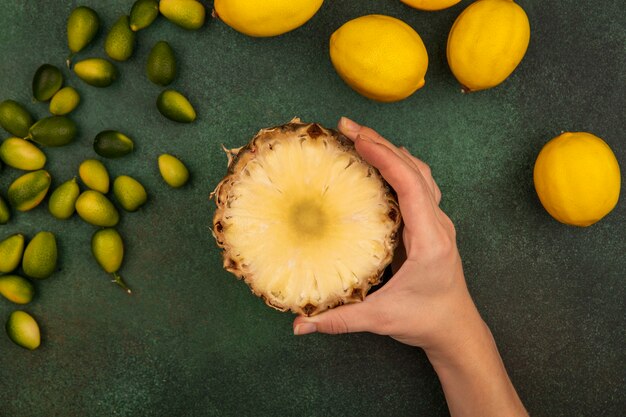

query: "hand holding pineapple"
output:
294 118 528 417
293 117 467 345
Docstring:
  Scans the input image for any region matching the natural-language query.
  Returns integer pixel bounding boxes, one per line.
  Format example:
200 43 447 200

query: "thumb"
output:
293 300 379 335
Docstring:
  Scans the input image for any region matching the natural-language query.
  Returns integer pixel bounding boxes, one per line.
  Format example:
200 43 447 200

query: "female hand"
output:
293 117 528 417
293 116 482 356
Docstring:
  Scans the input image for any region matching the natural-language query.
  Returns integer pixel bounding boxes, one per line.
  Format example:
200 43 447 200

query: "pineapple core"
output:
289 200 328 239
213 121 399 315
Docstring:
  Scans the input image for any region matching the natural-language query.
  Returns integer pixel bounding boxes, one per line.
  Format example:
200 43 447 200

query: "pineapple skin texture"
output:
211 119 401 316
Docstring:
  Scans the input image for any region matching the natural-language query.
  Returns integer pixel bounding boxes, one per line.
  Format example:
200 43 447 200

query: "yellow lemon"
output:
330 15 428 102
533 132 621 227
401 0 461 11
214 0 323 37
447 0 530 92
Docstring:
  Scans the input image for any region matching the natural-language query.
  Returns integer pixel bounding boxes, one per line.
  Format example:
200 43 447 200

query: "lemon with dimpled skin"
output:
330 15 428 102
534 132 621 227
401 0 461 11
214 0 323 37
447 0 530 92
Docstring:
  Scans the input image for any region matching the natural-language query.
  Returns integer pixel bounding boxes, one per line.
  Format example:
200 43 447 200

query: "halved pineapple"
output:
211 119 400 316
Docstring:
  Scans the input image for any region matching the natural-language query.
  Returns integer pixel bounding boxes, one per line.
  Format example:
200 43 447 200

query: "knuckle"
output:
435 190 442 205
414 160 431 177
326 311 350 334
448 222 457 239
422 232 456 262
442 215 457 238
360 126 380 140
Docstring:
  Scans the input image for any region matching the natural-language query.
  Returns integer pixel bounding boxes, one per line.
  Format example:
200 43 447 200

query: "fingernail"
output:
294 322 317 336
340 117 361 132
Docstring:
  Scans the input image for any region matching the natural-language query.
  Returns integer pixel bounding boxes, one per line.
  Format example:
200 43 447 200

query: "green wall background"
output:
0 1 624 416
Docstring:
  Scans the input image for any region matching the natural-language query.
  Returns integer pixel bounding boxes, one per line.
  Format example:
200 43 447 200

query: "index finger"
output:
339 117 417 169
354 135 442 235
338 117 440 200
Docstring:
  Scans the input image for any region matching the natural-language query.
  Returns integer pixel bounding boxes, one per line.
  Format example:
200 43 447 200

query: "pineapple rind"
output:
212 120 400 316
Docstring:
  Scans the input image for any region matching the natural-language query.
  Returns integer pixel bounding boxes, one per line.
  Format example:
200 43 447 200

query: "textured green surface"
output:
0 1 624 416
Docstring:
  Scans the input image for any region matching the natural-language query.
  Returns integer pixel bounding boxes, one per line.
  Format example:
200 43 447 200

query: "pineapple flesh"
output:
212 119 400 316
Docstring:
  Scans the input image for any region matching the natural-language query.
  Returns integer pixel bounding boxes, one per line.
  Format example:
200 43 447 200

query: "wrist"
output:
423 312 529 417
422 295 491 368
425 316 493 370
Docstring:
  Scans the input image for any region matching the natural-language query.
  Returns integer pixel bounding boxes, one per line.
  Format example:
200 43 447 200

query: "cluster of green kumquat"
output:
0 0 198 350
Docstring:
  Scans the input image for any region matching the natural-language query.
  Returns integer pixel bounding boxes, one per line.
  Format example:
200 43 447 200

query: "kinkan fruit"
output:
158 154 189 188
49 86 81 115
146 41 176 86
66 6 100 66
156 90 196 123
6 310 41 350
78 159 110 194
0 138 46 171
48 178 80 220
93 130 134 158
7 170 51 212
73 58 118 87
159 0 206 30
22 231 58 280
105 15 136 61
32 64 63 102
0 100 33 137
130 0 160 31
27 116 78 147
91 228 131 293
75 190 119 227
